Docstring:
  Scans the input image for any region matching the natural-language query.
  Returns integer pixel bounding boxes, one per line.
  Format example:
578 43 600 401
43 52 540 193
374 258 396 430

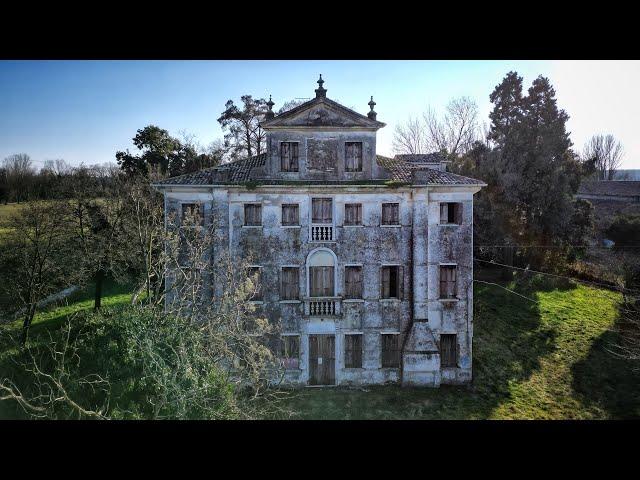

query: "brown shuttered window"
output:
440 334 457 367
280 142 299 172
244 204 262 226
440 203 463 225
309 266 334 297
381 333 401 368
281 267 299 300
381 265 403 299
381 203 400 225
247 267 262 301
344 266 363 299
439 265 457 299
181 203 204 226
281 336 300 369
344 334 363 368
312 198 333 224
344 203 362 226
281 204 299 226
345 142 363 172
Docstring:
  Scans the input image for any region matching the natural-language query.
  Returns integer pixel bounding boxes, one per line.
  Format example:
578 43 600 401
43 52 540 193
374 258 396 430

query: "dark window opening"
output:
381 266 402 299
381 334 401 368
181 203 204 226
440 202 463 225
440 334 457 367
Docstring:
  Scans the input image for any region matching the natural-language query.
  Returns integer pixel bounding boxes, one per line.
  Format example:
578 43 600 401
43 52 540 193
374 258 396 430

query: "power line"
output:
474 258 640 296
475 245 640 249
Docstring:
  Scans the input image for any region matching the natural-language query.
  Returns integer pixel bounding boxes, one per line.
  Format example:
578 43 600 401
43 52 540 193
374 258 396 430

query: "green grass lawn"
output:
278 280 638 420
1 272 637 420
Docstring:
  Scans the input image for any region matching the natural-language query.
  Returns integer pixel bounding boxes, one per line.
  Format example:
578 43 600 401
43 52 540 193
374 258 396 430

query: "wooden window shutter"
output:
312 198 332 224
455 203 463 224
398 266 405 300
291 143 299 171
321 198 332 223
440 203 448 224
281 142 290 171
381 267 390 298
282 204 298 226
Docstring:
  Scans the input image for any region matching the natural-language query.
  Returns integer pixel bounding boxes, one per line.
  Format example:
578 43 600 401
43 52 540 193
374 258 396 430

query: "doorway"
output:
308 334 335 385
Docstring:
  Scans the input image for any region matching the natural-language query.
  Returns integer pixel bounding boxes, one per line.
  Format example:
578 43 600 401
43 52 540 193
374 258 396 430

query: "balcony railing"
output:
304 297 342 317
310 224 334 242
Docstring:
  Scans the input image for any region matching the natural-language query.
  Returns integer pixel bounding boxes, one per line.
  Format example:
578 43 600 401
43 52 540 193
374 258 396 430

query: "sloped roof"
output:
395 153 449 164
154 153 484 187
577 181 640 197
260 96 385 129
376 155 484 186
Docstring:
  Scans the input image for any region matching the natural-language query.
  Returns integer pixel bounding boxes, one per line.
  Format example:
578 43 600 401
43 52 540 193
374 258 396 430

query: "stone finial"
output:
265 95 275 119
367 95 377 120
315 74 327 98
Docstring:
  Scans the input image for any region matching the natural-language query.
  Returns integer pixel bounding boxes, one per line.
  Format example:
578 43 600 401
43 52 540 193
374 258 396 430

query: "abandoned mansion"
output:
154 76 486 387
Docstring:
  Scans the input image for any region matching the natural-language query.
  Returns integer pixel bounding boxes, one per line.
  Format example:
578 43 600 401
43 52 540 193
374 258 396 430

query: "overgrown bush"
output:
606 214 640 247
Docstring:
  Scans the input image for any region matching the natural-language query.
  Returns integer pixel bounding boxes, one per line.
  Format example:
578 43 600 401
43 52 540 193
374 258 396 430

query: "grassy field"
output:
0 202 24 238
1 269 637 420
279 279 638 420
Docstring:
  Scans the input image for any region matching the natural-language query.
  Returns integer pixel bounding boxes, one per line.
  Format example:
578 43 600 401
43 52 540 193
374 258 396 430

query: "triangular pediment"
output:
261 97 385 130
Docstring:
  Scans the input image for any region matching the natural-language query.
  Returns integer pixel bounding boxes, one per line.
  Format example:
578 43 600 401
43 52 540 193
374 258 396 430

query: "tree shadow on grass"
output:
571 310 640 419
280 276 561 420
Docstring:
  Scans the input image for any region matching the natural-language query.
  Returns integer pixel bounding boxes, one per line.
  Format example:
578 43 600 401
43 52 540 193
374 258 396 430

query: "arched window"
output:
307 248 336 297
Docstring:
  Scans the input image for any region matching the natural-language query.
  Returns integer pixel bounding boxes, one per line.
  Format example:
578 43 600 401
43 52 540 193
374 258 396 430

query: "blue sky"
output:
1 60 639 169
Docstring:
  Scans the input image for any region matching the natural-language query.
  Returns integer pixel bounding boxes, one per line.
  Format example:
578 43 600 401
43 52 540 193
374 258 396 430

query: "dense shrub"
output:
606 214 640 247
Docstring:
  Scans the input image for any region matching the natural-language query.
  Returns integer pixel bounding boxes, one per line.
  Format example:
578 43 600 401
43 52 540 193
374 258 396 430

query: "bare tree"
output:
392 117 427 154
583 134 624 180
392 97 480 157
2 153 35 203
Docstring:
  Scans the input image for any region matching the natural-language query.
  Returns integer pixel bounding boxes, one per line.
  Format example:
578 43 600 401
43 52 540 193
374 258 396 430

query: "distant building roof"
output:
153 153 485 188
577 181 640 198
394 153 450 164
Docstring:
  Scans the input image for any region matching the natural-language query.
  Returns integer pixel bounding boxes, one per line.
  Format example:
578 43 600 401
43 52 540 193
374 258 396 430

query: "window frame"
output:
280 334 301 370
311 197 333 224
344 265 363 300
439 264 458 300
243 203 262 227
439 202 463 226
344 333 363 369
281 203 300 227
440 333 458 368
280 266 300 301
343 203 363 227
247 266 263 303
180 202 204 227
381 202 400 226
381 332 401 368
344 141 363 172
280 141 299 172
380 264 403 300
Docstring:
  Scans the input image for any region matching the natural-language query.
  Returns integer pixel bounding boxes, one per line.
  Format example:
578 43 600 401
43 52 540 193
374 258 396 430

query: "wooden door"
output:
308 334 335 385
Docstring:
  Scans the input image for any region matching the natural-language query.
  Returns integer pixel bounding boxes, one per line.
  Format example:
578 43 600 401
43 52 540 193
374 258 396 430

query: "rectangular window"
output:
281 335 300 369
440 203 463 225
381 333 401 368
309 266 335 297
345 142 363 172
439 265 457 299
244 204 262 226
281 204 299 226
344 266 363 299
280 142 299 172
440 334 457 367
247 267 262 301
311 198 333 224
381 265 403 299
280 267 300 301
181 203 204 226
344 334 363 368
381 203 400 225
344 203 362 226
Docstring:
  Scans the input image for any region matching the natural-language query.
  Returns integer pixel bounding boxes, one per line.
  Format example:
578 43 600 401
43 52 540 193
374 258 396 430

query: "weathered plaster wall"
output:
162 184 476 387
264 130 379 181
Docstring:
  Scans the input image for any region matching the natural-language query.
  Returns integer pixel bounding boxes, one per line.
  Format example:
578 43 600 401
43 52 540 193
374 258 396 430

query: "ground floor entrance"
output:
308 334 335 385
